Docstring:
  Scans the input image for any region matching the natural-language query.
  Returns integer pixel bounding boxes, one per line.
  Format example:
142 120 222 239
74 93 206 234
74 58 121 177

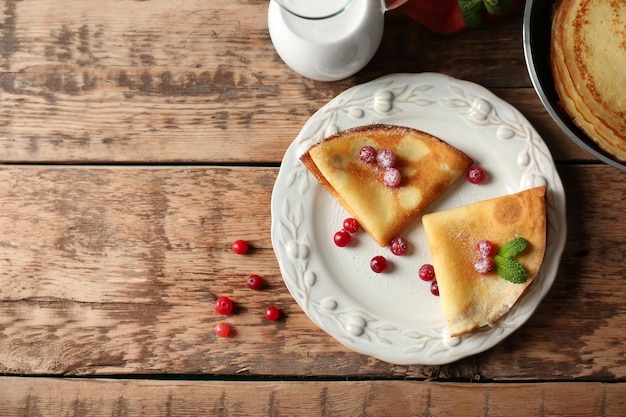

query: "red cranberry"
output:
418 264 436 281
232 239 249 254
376 149 396 169
214 322 231 337
370 255 388 273
476 239 496 257
474 257 495 275
215 296 234 315
343 218 359 233
383 167 402 187
390 236 408 256
359 145 377 163
247 274 263 290
467 166 486 184
430 281 440 296
265 306 280 321
334 230 351 247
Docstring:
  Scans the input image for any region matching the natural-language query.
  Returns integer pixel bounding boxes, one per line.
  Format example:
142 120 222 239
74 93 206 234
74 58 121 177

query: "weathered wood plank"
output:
0 1 589 163
1 377 625 417
376 12 531 88
0 165 624 379
0 0 623 412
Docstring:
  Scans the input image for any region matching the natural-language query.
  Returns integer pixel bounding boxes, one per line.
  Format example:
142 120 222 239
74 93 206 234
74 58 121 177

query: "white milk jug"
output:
268 0 408 81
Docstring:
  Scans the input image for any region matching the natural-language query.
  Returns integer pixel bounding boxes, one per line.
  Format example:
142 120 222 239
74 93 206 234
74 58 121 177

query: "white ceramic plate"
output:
271 73 566 365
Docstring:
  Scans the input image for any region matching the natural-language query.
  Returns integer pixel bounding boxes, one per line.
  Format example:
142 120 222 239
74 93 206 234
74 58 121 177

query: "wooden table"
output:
1 1 625 415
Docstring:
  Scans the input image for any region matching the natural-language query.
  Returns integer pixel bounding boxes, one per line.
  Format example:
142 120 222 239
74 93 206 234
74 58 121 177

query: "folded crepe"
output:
300 124 472 246
422 186 547 336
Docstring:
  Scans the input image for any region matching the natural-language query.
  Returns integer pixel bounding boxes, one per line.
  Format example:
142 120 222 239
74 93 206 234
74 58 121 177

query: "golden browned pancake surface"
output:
551 0 626 161
300 124 472 247
422 186 547 337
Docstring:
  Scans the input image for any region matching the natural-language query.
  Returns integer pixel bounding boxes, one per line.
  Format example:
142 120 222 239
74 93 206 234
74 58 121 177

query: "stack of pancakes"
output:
551 0 626 162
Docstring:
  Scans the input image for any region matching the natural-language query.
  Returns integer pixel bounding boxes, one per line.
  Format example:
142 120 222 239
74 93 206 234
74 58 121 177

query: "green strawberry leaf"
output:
483 0 514 15
494 255 527 284
458 0 485 28
497 237 528 259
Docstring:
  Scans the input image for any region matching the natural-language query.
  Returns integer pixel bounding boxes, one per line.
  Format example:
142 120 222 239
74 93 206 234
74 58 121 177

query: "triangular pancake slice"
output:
422 186 547 337
300 124 473 246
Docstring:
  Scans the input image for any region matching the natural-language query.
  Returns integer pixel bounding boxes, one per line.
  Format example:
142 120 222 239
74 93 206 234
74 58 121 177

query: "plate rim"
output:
271 72 567 365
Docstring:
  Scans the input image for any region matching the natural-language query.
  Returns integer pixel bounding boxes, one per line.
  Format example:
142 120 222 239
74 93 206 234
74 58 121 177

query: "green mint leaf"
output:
497 237 528 259
494 255 527 284
458 0 485 28
483 0 514 15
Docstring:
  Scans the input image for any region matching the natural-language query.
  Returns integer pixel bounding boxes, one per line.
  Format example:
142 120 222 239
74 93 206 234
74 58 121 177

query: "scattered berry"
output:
389 236 408 256
474 257 495 275
359 145 377 163
214 322 231 337
418 264 436 281
476 239 496 257
382 167 402 187
232 239 249 254
342 218 360 234
265 305 280 321
467 166 486 184
247 274 263 290
215 296 234 315
333 230 352 247
370 255 388 273
376 148 397 169
430 281 440 296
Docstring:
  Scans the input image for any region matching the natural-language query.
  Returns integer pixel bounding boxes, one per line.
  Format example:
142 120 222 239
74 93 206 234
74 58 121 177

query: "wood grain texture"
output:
2 377 626 417
0 1 592 164
1 0 625 414
0 165 624 379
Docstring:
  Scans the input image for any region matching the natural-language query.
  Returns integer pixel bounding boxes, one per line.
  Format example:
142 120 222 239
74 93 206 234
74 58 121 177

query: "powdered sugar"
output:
383 167 402 187
376 148 396 168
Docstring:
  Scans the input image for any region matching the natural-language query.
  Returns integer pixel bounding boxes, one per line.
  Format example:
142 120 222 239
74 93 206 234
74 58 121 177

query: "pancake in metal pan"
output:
551 0 626 161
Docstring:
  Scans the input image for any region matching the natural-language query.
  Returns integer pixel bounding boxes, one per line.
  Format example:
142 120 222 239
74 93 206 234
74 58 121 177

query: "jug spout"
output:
273 0 355 20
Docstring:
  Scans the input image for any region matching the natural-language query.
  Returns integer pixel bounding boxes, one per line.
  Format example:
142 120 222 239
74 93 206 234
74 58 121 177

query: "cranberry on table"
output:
333 230 351 247
265 305 280 321
215 296 234 315
232 239 249 254
214 322 231 338
247 274 263 290
370 255 388 273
